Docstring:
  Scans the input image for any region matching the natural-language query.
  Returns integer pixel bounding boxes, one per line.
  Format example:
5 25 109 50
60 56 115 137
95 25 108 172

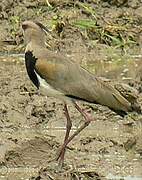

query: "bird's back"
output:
31 47 135 116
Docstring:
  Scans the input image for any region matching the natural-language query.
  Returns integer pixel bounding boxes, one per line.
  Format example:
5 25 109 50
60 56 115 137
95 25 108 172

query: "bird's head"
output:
22 20 50 46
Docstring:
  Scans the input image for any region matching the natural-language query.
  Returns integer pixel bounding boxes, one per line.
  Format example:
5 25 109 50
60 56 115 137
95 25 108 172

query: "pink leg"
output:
57 101 94 166
57 104 72 165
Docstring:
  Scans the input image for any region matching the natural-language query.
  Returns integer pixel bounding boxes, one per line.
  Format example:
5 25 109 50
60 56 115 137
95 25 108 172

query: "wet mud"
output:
0 56 142 179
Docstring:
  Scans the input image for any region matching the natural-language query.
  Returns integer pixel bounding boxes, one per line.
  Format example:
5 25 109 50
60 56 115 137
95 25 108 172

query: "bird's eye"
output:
22 24 28 30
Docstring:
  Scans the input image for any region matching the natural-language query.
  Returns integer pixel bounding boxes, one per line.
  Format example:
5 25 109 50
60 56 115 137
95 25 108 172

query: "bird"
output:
22 20 141 166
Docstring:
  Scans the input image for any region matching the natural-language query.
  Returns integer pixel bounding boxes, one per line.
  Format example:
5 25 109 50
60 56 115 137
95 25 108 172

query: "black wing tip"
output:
113 105 142 117
111 109 128 117
131 104 142 114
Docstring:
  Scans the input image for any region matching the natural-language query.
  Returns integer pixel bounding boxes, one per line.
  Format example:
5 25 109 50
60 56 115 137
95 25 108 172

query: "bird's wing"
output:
35 50 132 113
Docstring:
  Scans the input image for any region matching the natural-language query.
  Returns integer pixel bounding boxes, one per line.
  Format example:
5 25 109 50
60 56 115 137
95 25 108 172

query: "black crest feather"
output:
34 21 50 33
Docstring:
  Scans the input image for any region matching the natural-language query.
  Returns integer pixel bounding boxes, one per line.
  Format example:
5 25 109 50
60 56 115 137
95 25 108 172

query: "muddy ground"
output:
0 55 142 180
0 56 142 180
0 0 142 180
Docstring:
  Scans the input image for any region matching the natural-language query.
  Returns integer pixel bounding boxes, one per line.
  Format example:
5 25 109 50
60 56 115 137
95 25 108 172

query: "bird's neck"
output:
25 40 46 53
31 38 46 47
25 31 46 48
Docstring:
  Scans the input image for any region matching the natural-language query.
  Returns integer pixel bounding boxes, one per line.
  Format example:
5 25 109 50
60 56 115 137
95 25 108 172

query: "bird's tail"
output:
114 83 141 115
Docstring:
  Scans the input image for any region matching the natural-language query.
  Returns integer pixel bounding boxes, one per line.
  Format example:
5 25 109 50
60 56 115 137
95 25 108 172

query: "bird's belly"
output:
36 72 67 100
39 83 63 97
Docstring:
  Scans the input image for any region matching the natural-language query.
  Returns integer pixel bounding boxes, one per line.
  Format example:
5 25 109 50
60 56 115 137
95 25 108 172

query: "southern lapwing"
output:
22 20 141 166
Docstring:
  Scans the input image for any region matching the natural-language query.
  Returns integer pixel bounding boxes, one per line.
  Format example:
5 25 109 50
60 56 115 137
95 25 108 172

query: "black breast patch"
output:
25 51 40 89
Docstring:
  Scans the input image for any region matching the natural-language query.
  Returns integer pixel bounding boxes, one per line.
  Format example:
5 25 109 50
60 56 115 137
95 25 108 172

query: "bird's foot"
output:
56 146 66 167
82 110 95 123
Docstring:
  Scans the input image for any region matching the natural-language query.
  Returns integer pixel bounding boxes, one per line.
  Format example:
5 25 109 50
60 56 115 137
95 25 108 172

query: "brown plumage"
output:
22 20 141 166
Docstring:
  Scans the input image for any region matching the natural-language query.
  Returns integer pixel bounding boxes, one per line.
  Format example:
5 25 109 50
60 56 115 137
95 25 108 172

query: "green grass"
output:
72 19 97 29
